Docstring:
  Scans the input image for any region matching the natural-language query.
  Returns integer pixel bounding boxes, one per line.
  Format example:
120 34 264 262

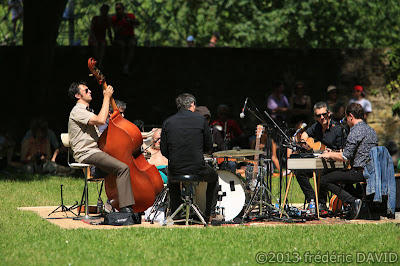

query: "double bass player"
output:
68 81 135 213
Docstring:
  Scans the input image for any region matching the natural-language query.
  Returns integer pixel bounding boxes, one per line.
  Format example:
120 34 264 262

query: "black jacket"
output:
161 109 213 175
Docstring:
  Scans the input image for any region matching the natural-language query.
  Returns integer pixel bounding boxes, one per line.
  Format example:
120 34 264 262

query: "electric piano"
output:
283 154 345 219
287 156 345 170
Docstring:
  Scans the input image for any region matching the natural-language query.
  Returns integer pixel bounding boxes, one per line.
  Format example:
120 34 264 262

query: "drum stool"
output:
167 175 208 226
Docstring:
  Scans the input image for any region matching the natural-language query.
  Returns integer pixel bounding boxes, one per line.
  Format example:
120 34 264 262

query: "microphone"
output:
239 97 248 119
339 117 346 124
292 123 307 138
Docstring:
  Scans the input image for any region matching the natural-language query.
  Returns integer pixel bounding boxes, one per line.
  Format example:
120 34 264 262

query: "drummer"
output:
195 106 236 173
161 93 220 222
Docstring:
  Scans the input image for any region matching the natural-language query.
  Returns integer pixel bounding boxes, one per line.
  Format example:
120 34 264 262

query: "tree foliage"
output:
2 0 400 48
134 0 400 48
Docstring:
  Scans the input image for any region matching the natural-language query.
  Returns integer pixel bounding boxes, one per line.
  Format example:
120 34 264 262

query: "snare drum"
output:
195 170 246 221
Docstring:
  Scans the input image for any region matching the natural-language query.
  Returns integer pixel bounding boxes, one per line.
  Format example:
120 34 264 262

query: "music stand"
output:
48 185 78 217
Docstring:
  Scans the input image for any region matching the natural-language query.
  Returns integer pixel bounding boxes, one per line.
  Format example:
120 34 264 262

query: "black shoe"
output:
120 206 133 213
347 199 362 220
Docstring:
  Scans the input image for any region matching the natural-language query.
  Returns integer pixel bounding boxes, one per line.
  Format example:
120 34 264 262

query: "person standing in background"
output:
348 85 372 121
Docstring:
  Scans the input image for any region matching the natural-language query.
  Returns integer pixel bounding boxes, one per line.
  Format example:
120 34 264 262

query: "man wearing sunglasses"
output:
319 103 378 219
68 81 135 213
294 101 345 212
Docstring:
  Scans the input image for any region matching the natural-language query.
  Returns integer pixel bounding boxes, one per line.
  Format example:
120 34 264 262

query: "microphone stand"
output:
263 111 292 145
337 121 349 168
247 98 268 124
240 104 290 222
262 110 298 214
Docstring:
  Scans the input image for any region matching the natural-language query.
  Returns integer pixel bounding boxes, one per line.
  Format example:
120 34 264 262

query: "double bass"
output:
88 58 164 212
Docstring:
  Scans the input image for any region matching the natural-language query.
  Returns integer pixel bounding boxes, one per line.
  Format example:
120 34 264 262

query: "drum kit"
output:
146 147 283 224
196 148 285 223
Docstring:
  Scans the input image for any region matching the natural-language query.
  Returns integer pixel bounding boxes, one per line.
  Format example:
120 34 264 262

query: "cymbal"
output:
213 149 264 157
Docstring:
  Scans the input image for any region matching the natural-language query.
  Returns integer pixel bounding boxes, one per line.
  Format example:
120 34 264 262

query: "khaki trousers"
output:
83 152 135 208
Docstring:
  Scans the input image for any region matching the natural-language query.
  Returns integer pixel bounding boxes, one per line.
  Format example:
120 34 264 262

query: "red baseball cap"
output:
353 85 363 92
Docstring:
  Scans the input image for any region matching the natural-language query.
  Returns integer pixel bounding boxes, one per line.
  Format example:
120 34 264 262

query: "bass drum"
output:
196 170 246 221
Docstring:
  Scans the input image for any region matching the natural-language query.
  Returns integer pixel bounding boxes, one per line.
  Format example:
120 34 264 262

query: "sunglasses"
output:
315 112 328 118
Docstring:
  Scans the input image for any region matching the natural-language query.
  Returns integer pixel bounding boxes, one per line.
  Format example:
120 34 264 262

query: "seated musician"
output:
294 101 344 211
145 128 168 184
161 93 220 222
319 103 378 219
67 81 135 213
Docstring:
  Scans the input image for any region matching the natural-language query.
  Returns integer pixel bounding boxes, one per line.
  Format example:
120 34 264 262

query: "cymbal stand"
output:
241 158 289 223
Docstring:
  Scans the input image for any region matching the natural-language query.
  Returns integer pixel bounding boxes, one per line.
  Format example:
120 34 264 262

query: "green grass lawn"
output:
1 169 400 265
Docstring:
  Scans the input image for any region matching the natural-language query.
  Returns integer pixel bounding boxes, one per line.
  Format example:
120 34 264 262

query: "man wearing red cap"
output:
348 85 372 120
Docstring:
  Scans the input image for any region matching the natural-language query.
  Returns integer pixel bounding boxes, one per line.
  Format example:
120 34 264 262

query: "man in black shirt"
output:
294 102 345 211
161 93 218 221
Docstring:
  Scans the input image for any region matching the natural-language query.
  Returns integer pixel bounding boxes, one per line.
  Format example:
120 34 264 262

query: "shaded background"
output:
0 1 390 149
2 45 385 143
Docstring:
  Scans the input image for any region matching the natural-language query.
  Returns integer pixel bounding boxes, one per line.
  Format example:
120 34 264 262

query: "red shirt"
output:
212 119 243 140
112 13 136 38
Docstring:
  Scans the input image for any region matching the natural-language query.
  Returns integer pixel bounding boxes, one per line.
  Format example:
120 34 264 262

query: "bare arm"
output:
272 106 289 114
300 131 309 142
51 148 59 162
88 85 113 125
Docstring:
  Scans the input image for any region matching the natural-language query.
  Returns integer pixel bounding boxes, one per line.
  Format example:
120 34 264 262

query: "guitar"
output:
301 137 326 152
329 194 346 213
245 125 264 184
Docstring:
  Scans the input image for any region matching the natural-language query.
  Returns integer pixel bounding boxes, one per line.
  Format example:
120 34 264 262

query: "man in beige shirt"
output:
68 81 135 213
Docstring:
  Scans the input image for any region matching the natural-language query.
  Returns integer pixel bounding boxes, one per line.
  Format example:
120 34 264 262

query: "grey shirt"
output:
342 120 378 168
